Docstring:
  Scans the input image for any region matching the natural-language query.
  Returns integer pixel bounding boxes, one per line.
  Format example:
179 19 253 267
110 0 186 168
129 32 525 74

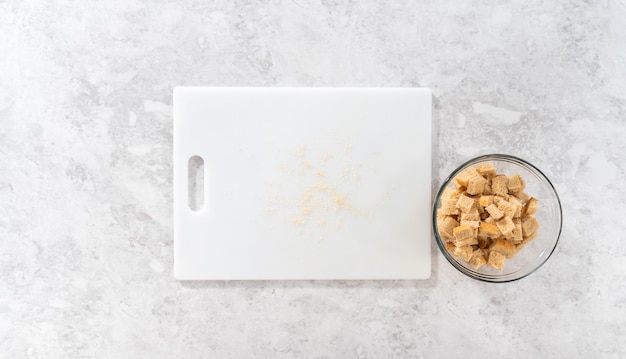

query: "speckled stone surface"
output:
1 1 625 358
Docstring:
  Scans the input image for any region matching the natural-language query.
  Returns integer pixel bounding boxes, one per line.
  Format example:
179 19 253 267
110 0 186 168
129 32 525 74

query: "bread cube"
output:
457 235 479 247
469 254 487 269
487 251 506 270
523 230 538 243
461 211 480 222
490 237 516 258
514 191 530 203
483 182 493 195
466 175 487 195
496 216 515 238
442 187 463 201
476 163 497 177
475 198 485 214
478 221 500 238
524 197 538 215
491 175 509 197
511 218 523 243
453 245 474 262
456 194 475 213
453 224 474 241
497 200 517 219
479 195 494 208
453 168 480 189
485 204 504 220
522 215 539 236
438 216 459 240
440 198 460 216
507 174 524 193
508 196 523 218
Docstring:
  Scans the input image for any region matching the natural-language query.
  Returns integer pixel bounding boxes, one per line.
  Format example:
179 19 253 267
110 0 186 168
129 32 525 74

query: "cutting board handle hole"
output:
188 155 204 211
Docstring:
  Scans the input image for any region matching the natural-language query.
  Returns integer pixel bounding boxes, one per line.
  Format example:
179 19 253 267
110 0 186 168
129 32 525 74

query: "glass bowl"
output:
433 154 562 282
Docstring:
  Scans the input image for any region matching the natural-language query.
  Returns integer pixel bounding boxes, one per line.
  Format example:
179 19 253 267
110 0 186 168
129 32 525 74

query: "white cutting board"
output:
173 87 431 280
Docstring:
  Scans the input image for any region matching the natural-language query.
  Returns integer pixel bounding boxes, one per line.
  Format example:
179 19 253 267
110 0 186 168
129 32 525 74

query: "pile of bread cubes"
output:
437 163 539 270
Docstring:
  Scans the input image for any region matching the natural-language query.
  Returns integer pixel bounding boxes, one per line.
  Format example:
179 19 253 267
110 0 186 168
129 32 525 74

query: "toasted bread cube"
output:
452 177 467 190
523 230 538 243
479 221 500 238
453 245 474 261
466 175 487 195
456 194 475 213
493 195 502 204
522 215 539 236
457 236 478 247
461 220 480 230
493 195 510 205
497 200 517 219
525 197 538 215
444 241 456 253
492 175 509 197
490 237 516 258
508 196 523 218
479 195 494 208
514 191 530 203
483 182 493 195
440 198 461 216
484 216 495 224
460 216 480 229
477 223 489 238
467 167 480 177
511 227 523 244
511 218 523 243
476 163 497 177
485 204 504 220
468 207 482 227
453 168 480 189
453 224 474 241
442 187 463 202
453 223 478 246
436 209 451 221
507 174 524 193
438 216 459 240
468 205 480 215
461 211 480 222
496 217 515 238
472 248 485 257
469 254 487 269
487 251 506 270
475 198 485 214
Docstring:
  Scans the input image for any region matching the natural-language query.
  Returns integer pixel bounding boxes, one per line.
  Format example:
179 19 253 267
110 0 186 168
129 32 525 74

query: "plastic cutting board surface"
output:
173 87 432 280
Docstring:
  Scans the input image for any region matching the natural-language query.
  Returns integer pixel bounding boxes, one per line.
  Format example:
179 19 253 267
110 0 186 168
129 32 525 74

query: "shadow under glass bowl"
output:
433 154 563 283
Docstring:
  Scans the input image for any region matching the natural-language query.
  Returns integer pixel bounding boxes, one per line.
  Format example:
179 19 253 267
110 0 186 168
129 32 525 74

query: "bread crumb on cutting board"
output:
263 142 386 241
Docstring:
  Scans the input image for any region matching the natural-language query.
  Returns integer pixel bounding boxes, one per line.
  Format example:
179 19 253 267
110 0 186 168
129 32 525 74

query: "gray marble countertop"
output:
2 1 625 358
